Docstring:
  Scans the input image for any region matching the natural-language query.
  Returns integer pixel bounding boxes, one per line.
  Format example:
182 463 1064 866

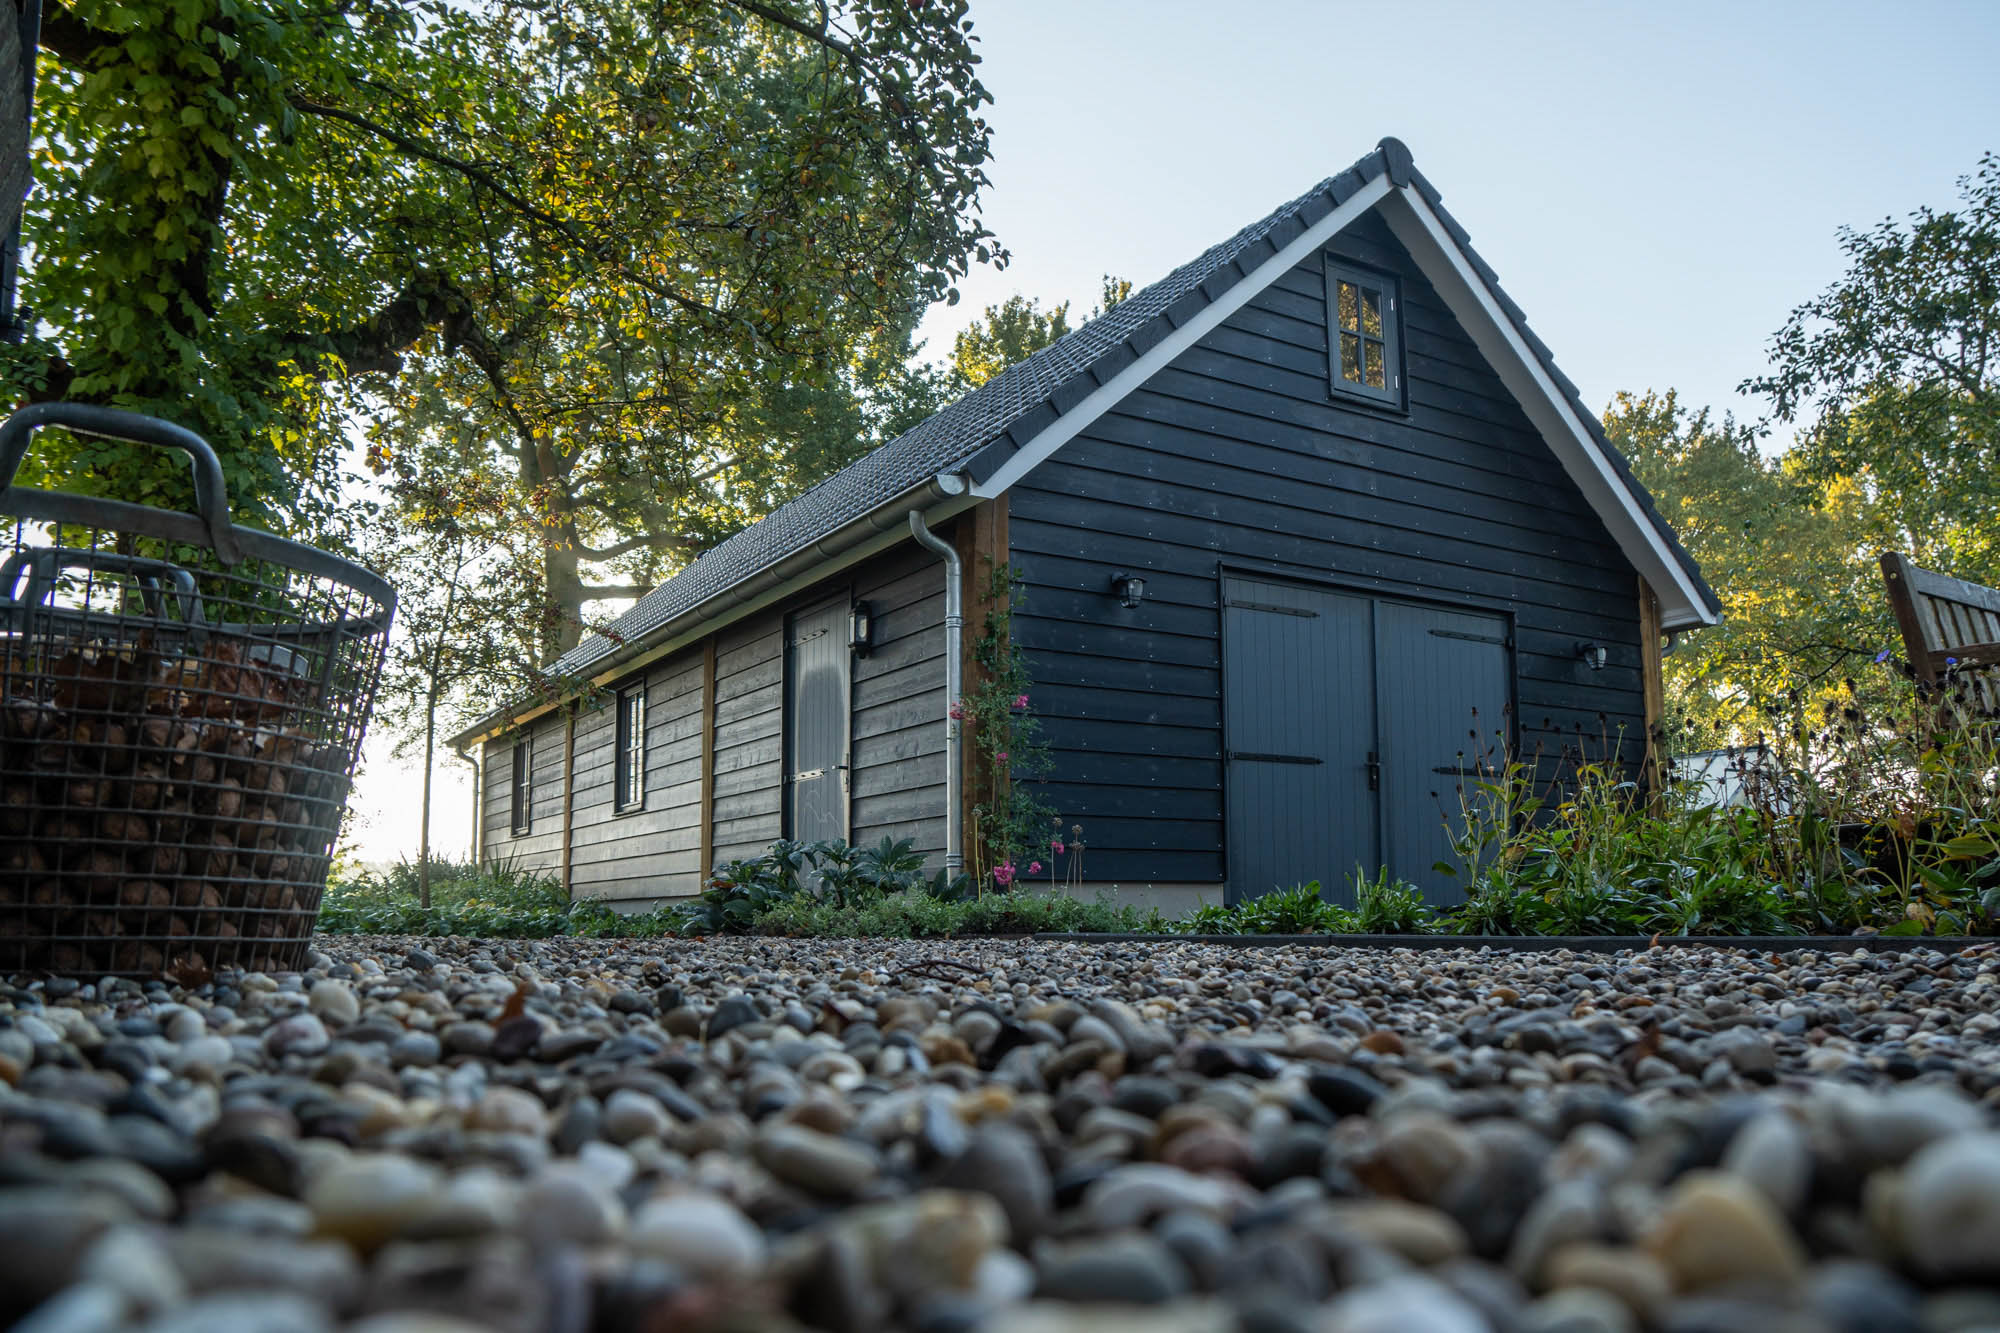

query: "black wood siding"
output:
1008 212 1644 884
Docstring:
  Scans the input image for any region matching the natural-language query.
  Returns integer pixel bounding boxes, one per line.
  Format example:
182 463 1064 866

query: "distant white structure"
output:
1670 745 1780 809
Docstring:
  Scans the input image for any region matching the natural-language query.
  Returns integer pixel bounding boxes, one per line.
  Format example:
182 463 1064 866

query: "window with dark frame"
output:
1325 259 1402 407
509 738 532 835
614 685 646 813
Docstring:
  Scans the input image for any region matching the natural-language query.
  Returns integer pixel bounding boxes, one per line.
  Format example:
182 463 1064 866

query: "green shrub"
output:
1351 867 1435 934
317 855 635 937
750 887 1151 939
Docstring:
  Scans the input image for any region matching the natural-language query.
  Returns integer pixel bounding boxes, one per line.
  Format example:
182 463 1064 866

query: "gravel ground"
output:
5 934 2000 1333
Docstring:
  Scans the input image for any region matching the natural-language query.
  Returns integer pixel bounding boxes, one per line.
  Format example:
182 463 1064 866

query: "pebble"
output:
1723 1111 1813 1215
600 1087 672 1143
4 934 1999 1332
1645 1170 1807 1291
1897 1132 2000 1281
1036 1232 1191 1304
304 981 358 1027
304 1152 446 1251
1321 1274 1492 1333
754 1123 883 1196
1084 1163 1242 1229
938 1124 1055 1241
629 1192 766 1278
261 1014 330 1060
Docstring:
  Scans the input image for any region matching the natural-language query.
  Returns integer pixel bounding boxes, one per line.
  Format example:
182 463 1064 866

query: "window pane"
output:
1364 339 1386 389
1340 333 1361 383
1361 288 1382 337
1337 281 1358 333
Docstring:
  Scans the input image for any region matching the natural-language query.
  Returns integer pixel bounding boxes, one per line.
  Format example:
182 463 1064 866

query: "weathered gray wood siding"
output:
569 650 708 903
709 617 783 866
478 711 567 875
474 528 958 897
1007 211 1646 884
848 545 948 860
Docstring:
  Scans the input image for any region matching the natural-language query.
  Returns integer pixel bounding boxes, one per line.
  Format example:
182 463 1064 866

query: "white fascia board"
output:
1377 187 1720 632
968 174 1396 499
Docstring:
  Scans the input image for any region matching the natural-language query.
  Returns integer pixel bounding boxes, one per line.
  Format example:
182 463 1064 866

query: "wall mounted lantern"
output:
1576 640 1608 671
1111 572 1146 610
849 600 873 657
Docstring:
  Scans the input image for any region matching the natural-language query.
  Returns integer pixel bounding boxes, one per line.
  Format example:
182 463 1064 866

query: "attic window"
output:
1325 260 1403 407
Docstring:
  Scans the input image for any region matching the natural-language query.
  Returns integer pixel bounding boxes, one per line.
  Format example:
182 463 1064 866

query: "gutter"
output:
449 470 977 749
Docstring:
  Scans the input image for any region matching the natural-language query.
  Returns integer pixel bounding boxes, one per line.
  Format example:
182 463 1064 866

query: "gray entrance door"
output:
784 597 851 845
1222 576 1510 907
1375 600 1511 907
1223 578 1377 906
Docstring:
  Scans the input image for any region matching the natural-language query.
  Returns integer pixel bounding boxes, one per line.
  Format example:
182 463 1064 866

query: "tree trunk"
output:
543 535 587 663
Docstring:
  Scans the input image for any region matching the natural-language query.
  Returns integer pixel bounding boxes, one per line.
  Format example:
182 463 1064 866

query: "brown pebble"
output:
1359 1030 1406 1055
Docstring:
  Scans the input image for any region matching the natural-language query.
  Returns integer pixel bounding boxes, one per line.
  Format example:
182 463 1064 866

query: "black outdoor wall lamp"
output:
1576 640 1608 671
849 600 873 657
1111 571 1146 609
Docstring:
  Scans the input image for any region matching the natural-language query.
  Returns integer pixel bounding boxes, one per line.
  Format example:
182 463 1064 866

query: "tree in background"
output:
1607 390 1877 751
1746 151 2000 585
945 274 1130 389
9 0 1003 600
1620 150 2000 751
366 444 543 905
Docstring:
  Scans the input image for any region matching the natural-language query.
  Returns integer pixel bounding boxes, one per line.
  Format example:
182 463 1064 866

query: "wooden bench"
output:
1880 552 2000 696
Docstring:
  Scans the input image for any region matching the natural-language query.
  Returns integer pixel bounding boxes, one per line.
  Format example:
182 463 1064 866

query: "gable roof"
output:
452 137 1718 747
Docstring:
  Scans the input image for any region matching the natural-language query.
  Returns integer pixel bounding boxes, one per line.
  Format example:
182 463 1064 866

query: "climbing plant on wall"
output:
960 563 1055 891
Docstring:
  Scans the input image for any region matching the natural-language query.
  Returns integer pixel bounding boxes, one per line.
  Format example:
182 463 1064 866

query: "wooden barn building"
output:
448 137 1719 913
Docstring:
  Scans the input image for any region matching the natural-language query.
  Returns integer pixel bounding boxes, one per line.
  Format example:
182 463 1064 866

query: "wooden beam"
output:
698 635 718 882
1638 576 1666 794
956 497 1009 876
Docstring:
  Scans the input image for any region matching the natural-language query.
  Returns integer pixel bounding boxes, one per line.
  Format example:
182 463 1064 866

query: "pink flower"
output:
1013 694 1029 710
1029 861 1043 874
1051 840 1065 854
992 862 1016 887
995 751 1009 763
947 700 965 721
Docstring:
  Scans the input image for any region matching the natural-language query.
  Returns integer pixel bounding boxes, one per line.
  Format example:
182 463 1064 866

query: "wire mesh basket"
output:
0 404 396 976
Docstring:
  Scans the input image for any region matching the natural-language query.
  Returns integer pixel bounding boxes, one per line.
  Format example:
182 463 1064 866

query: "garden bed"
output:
1033 931 1994 953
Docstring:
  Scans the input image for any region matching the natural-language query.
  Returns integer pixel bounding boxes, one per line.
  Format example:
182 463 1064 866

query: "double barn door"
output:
1222 576 1510 907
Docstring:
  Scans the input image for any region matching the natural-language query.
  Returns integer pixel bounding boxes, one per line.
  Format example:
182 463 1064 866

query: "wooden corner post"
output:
561 704 577 896
698 636 718 882
1637 577 1666 795
956 497 1009 872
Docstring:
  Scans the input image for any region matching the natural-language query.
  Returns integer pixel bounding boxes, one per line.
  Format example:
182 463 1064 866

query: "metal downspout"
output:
451 745 482 864
908 508 964 876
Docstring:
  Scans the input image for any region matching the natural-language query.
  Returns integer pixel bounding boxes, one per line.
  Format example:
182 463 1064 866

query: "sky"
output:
339 0 2000 865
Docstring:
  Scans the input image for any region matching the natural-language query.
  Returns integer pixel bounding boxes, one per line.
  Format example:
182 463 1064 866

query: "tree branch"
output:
572 530 696 561
289 96 578 240
36 4 108 64
289 95 729 325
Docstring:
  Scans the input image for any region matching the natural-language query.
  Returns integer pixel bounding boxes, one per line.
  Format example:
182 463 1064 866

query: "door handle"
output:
1366 751 1380 791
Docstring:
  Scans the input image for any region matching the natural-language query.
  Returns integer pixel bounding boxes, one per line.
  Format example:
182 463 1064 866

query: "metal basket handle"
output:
0 403 242 563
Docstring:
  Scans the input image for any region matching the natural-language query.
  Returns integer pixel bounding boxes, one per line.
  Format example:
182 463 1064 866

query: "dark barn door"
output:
1375 601 1510 907
784 597 851 846
1223 576 1509 907
1223 578 1377 907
